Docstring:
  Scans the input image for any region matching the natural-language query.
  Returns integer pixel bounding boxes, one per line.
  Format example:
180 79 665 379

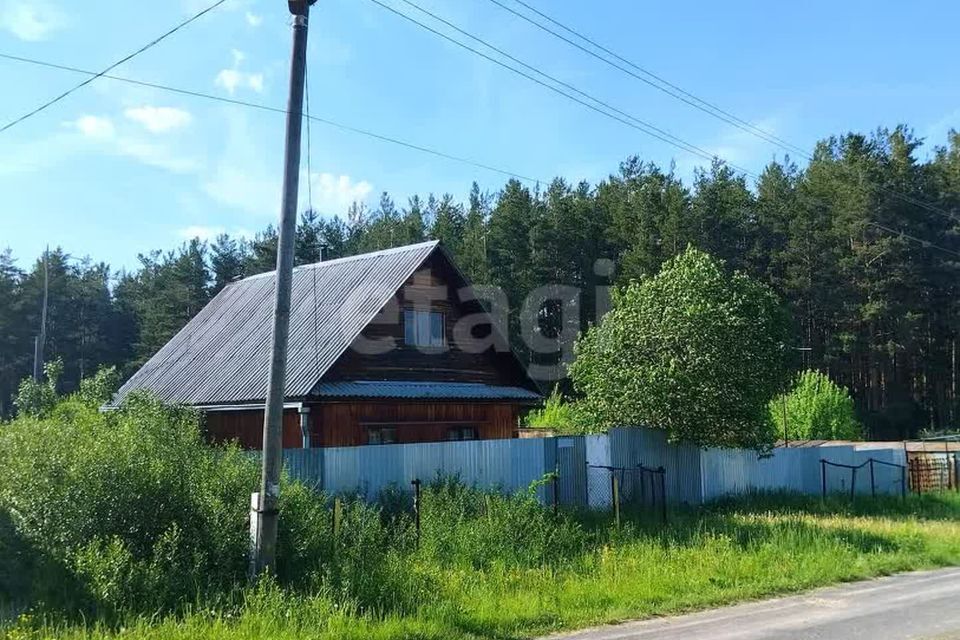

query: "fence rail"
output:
820 457 907 500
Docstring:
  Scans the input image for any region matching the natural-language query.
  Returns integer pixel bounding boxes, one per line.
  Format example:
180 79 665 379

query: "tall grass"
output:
4 392 960 639
6 491 960 640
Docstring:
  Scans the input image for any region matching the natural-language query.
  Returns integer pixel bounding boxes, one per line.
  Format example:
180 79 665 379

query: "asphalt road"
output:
546 567 960 640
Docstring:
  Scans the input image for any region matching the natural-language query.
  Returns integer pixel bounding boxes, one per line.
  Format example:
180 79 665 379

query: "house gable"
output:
321 251 536 390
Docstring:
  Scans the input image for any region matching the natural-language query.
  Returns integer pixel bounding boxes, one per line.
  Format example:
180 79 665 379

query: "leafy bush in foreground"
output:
0 392 259 618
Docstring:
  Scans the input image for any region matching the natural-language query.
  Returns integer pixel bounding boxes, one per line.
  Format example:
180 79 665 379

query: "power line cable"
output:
485 0 807 157
368 0 747 172
394 0 739 171
3 53 956 262
0 52 547 185
867 222 960 259
388 0 960 251
488 0 960 224
304 56 320 376
0 0 230 134
304 61 315 214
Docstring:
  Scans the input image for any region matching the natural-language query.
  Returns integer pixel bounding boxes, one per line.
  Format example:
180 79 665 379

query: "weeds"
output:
3 393 960 639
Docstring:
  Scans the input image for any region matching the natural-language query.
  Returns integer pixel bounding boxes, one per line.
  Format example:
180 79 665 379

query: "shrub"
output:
13 359 63 418
770 370 862 440
0 391 259 618
524 387 593 433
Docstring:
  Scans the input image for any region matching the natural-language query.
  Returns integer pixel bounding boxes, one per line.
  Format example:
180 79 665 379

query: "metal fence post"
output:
901 463 907 500
955 455 959 493
638 465 646 506
658 466 667 524
869 458 876 498
850 467 857 502
821 459 827 499
612 472 621 530
552 468 559 515
411 478 422 548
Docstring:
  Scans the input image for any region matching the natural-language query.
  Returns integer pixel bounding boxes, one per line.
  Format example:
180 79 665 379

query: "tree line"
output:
1 126 958 437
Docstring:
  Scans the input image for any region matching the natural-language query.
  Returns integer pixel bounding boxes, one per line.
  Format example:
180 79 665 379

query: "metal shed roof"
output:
312 381 542 402
111 241 441 406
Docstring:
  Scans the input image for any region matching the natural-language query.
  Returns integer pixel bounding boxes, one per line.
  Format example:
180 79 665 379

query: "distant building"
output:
110 241 541 447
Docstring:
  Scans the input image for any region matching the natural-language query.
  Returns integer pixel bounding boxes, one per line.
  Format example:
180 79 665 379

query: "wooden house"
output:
110 241 541 447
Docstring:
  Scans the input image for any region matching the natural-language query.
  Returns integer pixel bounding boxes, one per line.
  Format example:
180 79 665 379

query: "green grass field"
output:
6 492 960 640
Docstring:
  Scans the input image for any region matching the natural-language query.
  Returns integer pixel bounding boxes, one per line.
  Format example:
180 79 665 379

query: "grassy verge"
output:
6 492 960 640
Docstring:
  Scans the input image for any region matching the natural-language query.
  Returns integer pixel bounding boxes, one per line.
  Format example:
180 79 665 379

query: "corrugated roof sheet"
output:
111 241 440 406
312 380 542 401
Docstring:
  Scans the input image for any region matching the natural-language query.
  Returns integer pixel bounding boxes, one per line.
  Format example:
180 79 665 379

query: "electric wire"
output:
485 0 960 224
393 0 738 171
304 53 320 377
367 0 745 172
485 0 807 157
0 52 547 185
0 0 230 134
866 222 960 259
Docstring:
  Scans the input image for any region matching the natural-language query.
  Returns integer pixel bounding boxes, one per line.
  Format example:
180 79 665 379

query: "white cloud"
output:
245 11 262 27
73 115 114 139
215 68 265 95
115 138 201 173
215 49 265 95
202 111 373 219
65 114 201 174
923 109 960 152
0 0 66 41
672 113 795 183
311 173 373 214
124 106 192 134
178 225 225 241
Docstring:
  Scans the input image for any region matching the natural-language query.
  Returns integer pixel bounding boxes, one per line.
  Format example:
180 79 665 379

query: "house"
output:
110 241 542 448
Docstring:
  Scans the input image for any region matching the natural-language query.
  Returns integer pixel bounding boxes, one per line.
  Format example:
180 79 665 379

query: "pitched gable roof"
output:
111 241 440 406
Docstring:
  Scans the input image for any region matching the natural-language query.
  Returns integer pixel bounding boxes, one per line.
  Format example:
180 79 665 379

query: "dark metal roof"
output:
312 381 542 401
111 241 440 406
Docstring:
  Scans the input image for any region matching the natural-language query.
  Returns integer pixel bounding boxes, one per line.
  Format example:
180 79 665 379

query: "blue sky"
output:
1 0 958 272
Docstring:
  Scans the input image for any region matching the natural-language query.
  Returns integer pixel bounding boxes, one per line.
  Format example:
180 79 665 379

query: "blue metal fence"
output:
281 427 913 506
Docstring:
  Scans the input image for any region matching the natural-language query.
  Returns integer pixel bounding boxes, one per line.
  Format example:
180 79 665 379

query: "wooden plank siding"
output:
323 255 530 388
316 401 516 447
205 409 305 449
202 402 518 449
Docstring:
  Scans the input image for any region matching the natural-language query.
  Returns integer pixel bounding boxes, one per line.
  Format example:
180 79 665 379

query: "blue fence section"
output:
283 437 552 501
281 427 912 506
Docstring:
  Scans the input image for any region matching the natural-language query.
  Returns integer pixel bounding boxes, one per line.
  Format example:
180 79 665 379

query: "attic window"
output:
404 309 445 347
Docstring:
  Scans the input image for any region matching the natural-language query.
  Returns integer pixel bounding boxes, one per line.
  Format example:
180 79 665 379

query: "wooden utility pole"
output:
32 246 49 381
252 0 316 577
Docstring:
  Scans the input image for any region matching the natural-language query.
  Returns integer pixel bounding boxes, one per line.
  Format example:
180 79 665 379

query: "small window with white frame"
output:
403 309 445 347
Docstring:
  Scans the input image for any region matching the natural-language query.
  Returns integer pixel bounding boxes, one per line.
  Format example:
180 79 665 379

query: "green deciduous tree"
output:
770 369 863 441
570 247 790 448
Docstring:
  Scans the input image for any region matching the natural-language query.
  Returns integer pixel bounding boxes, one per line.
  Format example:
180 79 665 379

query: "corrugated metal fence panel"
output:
556 436 587 507
282 449 324 490
293 438 551 501
283 435 915 506
608 427 703 505
700 448 822 500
